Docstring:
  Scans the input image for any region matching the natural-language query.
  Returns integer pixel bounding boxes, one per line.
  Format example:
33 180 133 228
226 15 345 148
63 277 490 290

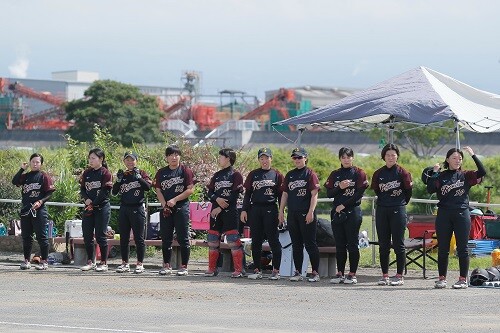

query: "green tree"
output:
65 80 163 147
369 120 463 157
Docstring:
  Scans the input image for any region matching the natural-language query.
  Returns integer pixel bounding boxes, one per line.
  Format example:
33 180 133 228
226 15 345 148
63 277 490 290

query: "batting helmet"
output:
470 268 489 286
486 266 500 281
421 166 435 185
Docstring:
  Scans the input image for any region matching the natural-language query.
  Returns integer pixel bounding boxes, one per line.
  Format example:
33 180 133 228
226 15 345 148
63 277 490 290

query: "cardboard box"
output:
64 220 83 238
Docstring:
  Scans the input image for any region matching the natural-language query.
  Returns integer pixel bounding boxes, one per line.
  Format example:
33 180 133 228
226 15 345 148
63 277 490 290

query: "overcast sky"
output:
1 0 499 98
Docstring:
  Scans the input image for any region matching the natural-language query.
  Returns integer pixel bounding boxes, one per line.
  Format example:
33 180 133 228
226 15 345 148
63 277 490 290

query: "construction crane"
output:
239 88 295 129
2 79 71 130
8 81 66 106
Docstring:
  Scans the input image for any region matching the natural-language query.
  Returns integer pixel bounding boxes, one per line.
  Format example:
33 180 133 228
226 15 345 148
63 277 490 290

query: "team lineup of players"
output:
12 144 485 288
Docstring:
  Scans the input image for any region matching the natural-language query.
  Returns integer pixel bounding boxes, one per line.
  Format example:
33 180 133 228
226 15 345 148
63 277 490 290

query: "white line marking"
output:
0 321 163 333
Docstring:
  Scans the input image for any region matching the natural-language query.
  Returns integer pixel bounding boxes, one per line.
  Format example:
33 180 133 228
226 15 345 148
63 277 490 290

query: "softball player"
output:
112 152 152 274
279 147 321 282
205 148 245 278
325 147 368 284
241 147 284 280
427 146 486 289
154 145 194 276
371 144 413 286
79 148 113 272
12 153 55 271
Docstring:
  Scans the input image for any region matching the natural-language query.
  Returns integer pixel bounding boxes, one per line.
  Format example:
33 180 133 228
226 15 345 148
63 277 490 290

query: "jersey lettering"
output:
120 181 141 194
441 180 464 196
379 180 401 192
160 176 184 190
85 181 101 192
22 183 42 194
289 180 307 191
215 180 233 191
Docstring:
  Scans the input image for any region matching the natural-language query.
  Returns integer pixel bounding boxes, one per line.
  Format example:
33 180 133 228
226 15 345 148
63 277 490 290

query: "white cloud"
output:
8 57 30 78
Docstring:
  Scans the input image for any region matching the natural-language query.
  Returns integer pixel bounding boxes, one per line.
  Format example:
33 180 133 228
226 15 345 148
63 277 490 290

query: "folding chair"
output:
369 215 438 279
401 215 438 279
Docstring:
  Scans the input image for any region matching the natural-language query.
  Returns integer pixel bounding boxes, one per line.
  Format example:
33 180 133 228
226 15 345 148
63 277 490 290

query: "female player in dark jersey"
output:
112 152 152 274
427 146 486 289
79 148 113 272
371 144 413 286
12 153 55 270
241 147 284 280
154 145 194 276
279 147 321 282
325 147 368 284
205 148 245 278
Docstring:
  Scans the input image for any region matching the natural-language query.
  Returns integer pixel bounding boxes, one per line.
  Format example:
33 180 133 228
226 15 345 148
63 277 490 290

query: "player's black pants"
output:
287 209 320 273
160 201 190 266
376 205 406 275
119 204 146 263
249 204 282 271
331 206 362 274
82 202 111 263
435 207 471 278
20 206 49 261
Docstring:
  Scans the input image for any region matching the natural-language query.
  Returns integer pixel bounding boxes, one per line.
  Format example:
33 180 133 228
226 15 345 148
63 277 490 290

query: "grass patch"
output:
142 244 208 260
190 246 208 260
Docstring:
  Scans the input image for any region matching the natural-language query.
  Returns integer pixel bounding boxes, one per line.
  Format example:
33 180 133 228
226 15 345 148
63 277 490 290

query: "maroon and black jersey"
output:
427 155 486 210
324 166 368 209
281 167 320 211
207 166 244 209
371 164 412 207
12 169 55 206
242 168 284 211
112 169 152 205
79 167 113 206
153 165 194 205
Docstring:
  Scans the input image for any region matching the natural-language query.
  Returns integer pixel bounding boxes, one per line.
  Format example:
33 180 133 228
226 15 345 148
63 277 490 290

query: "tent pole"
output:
389 116 395 144
297 126 305 147
454 119 460 150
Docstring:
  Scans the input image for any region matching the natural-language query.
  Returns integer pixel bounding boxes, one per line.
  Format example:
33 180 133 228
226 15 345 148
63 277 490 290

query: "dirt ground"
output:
0 251 499 333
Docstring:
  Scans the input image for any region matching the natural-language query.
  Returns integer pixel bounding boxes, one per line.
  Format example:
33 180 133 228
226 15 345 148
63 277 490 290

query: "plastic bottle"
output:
0 223 6 236
492 249 500 266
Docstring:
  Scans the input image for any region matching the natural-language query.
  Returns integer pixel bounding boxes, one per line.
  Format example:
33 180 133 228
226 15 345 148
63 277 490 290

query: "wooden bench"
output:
57 237 191 268
191 239 336 277
55 237 336 277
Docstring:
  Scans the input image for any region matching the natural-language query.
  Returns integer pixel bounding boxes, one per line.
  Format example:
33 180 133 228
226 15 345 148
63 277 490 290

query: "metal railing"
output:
2 197 499 266
162 119 197 138
195 120 260 147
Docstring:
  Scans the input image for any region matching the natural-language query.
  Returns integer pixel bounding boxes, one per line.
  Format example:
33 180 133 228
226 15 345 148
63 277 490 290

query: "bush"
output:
1 135 498 231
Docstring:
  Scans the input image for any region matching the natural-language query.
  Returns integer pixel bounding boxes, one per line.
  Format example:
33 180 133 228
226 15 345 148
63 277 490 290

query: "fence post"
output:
371 197 377 266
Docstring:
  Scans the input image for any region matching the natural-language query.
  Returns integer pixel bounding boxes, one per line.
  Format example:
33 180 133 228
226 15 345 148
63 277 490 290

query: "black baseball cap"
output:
123 151 138 160
258 147 272 158
291 147 308 157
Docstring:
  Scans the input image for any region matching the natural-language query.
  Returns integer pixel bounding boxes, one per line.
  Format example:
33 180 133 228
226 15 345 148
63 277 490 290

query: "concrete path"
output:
0 251 499 333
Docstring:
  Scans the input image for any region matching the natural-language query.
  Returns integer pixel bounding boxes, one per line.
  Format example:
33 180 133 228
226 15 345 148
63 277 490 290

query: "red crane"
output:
160 95 190 120
239 88 295 129
5 80 71 130
8 81 66 106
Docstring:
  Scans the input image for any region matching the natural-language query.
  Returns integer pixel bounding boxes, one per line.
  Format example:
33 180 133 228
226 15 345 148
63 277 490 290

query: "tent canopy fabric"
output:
274 67 500 133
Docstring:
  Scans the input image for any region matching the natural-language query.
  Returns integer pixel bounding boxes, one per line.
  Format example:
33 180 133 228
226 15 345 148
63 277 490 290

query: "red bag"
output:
469 215 486 240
